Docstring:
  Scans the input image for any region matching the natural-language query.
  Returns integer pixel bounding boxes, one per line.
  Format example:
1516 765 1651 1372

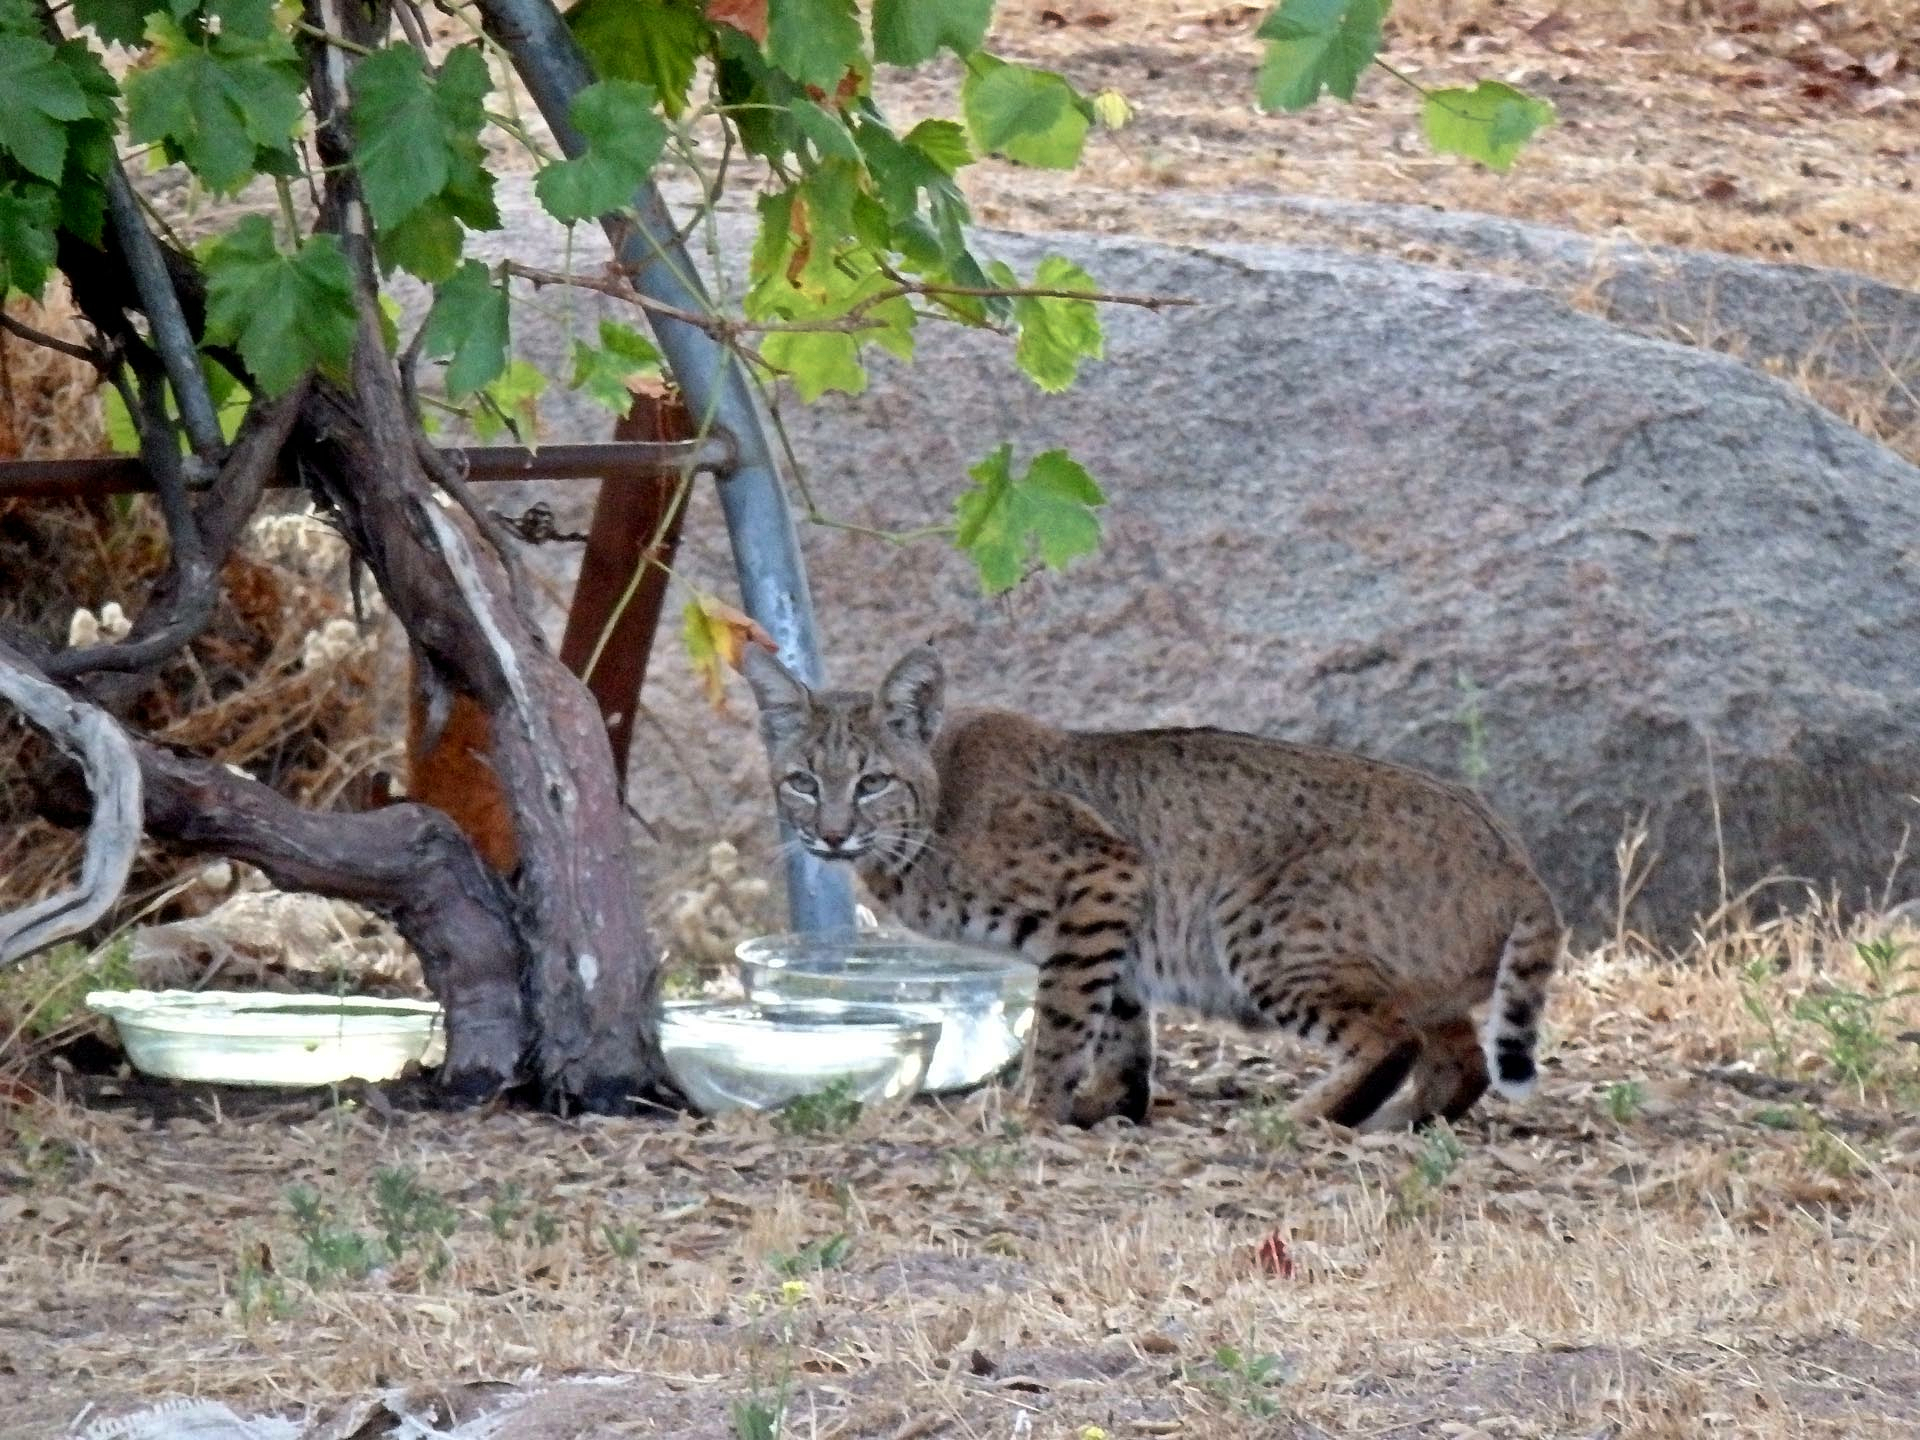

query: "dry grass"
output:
923 0 1919 287
6 901 1919 1439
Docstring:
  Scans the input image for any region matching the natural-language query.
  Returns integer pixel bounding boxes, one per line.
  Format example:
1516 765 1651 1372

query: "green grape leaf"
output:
375 204 466 284
50 38 120 247
534 79 667 224
871 0 991 67
766 0 862 92
962 54 1089 170
903 117 971 174
714 25 799 161
992 254 1104 393
125 16 304 192
792 98 860 163
569 318 662 414
953 444 1106 594
420 259 509 399
0 181 58 298
72 0 160 46
760 329 865 401
1421 80 1554 171
1254 0 1385 111
0 29 91 183
101 356 251 455
471 358 545 442
203 216 356 396
565 0 706 116
349 44 495 235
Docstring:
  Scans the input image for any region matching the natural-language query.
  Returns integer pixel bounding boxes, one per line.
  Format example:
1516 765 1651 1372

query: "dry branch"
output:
0 637 140 966
135 740 528 1097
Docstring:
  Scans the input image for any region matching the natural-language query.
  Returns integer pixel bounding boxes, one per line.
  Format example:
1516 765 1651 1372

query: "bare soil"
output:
6 905 1920 1439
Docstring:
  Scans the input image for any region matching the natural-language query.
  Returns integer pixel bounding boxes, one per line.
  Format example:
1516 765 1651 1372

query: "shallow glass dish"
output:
659 998 939 1115
85 988 444 1087
737 929 1037 1093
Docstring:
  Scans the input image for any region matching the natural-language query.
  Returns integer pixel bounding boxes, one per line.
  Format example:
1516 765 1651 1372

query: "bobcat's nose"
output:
816 825 851 851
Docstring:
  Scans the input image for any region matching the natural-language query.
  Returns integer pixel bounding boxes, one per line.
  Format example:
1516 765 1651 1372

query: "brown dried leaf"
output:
706 0 767 45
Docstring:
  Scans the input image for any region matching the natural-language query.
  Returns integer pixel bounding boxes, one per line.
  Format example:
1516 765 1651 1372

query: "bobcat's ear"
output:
878 646 944 746
742 643 812 748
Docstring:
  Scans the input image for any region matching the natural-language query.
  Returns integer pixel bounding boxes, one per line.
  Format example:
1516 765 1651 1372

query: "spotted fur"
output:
743 645 1564 1131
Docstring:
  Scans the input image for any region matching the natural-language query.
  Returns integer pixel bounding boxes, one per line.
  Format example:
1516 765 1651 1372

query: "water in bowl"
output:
737 930 1037 1093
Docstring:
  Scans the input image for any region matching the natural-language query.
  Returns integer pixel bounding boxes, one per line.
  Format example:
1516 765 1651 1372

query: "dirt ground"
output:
905 0 1920 288
6 902 1920 1439
7 3 1920 1438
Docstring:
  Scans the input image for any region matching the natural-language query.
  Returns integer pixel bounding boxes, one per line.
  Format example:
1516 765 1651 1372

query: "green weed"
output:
1188 1342 1289 1418
772 1077 863 1136
768 1232 852 1277
1603 1080 1645 1124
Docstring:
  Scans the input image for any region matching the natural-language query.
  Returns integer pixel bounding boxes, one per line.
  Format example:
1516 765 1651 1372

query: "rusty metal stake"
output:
557 385 693 787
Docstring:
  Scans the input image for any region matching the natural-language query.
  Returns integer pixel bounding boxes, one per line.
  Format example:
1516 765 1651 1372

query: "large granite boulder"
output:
443 188 1920 942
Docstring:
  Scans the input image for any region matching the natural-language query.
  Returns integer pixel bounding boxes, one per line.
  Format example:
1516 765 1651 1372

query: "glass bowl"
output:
659 998 939 1115
736 929 1037 1093
85 989 444 1086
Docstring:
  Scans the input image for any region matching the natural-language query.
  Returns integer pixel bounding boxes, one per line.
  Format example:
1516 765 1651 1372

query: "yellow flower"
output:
779 1278 809 1306
1079 1427 1109 1440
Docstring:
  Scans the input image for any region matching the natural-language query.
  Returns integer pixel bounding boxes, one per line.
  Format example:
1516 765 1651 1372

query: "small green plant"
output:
1247 1102 1300 1152
947 1119 1028 1180
1801 1116 1871 1180
1455 672 1491 786
371 1167 458 1278
1740 939 1918 1098
602 1220 644 1260
234 1251 297 1322
531 1210 562 1246
1390 1126 1467 1222
768 1232 853 1277
286 1185 383 1285
8 1123 77 1183
1188 1342 1289 1419
772 1077 864 1136
1739 956 1795 1073
732 1280 809 1440
1603 1080 1645 1124
0 935 136 1044
485 1182 526 1239
1753 1104 1800 1131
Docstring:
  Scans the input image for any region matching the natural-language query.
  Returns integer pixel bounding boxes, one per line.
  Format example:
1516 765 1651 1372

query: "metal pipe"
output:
0 438 736 500
475 0 855 932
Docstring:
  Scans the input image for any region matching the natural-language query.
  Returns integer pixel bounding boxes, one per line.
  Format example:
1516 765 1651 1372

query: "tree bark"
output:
289 0 664 1111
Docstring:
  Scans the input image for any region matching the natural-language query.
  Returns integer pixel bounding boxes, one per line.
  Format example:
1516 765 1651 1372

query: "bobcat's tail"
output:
1482 903 1565 1101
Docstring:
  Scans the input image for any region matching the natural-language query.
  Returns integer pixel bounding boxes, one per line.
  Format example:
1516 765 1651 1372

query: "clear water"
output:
736 931 1037 1093
660 999 938 1114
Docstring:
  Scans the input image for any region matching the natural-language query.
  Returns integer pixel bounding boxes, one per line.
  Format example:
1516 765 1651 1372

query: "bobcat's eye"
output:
855 773 893 799
782 772 819 799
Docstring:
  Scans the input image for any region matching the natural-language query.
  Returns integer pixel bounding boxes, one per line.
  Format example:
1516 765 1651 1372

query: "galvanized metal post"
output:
476 0 855 931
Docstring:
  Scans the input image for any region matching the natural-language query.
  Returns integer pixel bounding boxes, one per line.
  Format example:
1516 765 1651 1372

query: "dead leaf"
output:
1253 1230 1295 1277
681 594 774 711
1701 175 1740 203
706 0 766 45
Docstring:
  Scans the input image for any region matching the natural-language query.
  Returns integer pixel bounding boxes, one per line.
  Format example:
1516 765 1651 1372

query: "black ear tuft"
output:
878 645 944 745
741 644 812 747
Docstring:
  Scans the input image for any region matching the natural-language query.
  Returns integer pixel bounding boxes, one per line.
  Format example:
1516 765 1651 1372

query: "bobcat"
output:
743 644 1564 1132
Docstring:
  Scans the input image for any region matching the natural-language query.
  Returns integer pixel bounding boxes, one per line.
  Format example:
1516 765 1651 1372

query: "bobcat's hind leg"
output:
1258 965 1419 1130
1363 1019 1490 1131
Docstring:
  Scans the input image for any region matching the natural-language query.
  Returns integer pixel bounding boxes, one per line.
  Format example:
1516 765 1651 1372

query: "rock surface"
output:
1179 193 1920 422
436 187 1920 942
